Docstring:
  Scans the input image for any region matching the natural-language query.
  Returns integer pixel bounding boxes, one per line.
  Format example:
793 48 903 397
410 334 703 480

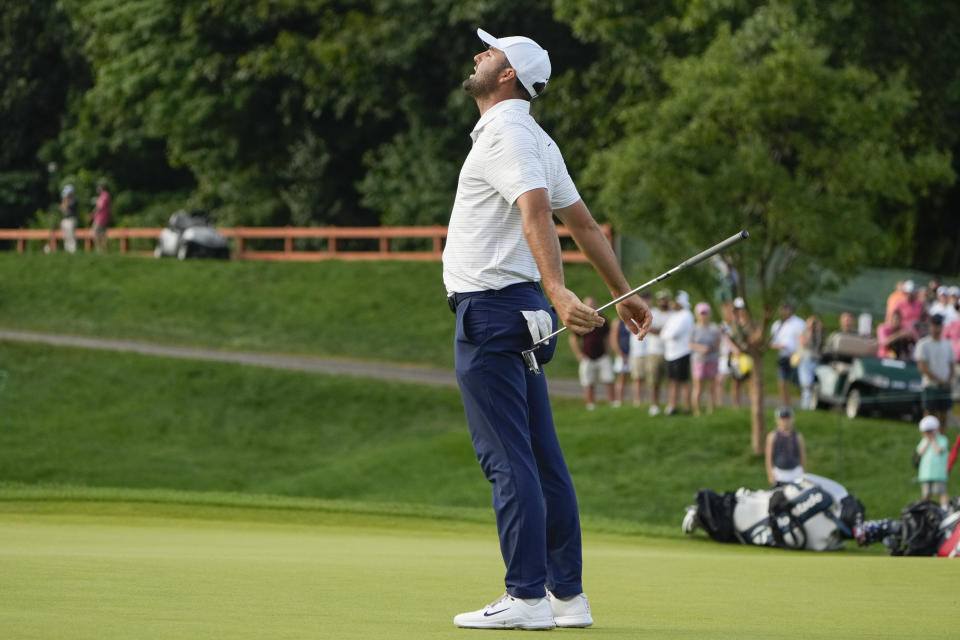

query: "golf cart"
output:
812 332 923 420
155 210 230 260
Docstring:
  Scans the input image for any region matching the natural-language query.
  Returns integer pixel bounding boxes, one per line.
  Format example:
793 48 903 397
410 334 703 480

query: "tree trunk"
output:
748 346 767 455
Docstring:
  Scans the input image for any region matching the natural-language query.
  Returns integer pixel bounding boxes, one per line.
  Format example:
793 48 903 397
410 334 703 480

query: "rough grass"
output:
0 341 939 533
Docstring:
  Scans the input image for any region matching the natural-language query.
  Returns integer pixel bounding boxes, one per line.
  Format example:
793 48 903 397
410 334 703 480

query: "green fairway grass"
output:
0 498 955 640
0 340 945 532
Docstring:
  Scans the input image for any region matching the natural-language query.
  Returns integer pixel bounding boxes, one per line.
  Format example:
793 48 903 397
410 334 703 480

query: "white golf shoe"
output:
453 593 555 630
546 590 594 628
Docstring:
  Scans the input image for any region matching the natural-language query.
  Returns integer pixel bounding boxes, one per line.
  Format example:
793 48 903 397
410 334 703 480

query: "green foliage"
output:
588 2 953 318
0 2 87 226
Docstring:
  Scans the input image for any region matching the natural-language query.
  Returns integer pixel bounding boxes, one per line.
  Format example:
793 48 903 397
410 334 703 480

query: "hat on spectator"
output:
776 407 793 419
937 285 949 297
61 184 74 198
919 415 940 432
656 289 672 300
903 280 916 293
694 302 711 315
930 313 944 326
949 286 960 298
675 290 691 310
733 297 746 309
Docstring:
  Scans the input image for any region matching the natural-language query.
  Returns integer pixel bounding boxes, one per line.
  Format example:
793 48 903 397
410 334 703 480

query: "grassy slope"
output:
0 341 939 534
0 253 803 395
0 253 615 371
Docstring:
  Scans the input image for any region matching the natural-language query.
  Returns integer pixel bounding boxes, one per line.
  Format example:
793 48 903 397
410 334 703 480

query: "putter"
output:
522 230 750 375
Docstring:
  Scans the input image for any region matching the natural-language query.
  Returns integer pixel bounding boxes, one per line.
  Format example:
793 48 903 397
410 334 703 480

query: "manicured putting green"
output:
0 501 955 639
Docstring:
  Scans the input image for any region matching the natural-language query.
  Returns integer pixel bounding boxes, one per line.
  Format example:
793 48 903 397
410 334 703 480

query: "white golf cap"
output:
937 285 949 296
903 279 915 293
61 184 74 198
675 290 691 309
950 286 960 297
733 297 745 309
919 415 940 432
477 28 551 99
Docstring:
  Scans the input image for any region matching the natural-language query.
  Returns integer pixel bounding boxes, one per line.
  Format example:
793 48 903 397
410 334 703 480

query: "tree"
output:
587 2 953 452
0 2 88 227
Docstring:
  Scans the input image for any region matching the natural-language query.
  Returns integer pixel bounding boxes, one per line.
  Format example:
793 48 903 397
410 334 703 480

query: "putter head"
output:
522 347 542 376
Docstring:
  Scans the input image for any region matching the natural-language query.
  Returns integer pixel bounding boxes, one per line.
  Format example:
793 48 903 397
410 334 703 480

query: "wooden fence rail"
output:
0 224 612 263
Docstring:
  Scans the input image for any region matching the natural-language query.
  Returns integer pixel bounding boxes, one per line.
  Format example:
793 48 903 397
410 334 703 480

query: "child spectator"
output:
916 416 949 507
765 407 807 485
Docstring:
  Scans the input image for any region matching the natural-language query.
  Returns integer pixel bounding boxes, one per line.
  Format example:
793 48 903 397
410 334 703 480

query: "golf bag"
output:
688 474 863 551
859 499 960 557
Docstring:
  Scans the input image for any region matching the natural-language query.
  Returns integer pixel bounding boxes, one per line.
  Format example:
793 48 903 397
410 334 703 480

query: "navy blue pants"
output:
453 282 583 599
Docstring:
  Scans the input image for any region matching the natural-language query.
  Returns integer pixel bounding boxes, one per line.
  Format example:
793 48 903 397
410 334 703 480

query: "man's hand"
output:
552 288 604 335
616 295 651 341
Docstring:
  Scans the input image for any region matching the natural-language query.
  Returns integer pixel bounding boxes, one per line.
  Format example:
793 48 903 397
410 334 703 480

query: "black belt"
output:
446 282 543 314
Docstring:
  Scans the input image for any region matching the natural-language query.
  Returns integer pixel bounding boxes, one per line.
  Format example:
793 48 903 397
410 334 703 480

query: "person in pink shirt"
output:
892 280 924 332
91 180 111 252
877 310 916 360
943 316 960 361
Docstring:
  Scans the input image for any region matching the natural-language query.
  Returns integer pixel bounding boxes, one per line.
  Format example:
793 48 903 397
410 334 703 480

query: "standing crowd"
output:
571 288 755 416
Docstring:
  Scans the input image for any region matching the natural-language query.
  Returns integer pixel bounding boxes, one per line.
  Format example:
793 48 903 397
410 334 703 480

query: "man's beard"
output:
462 67 500 99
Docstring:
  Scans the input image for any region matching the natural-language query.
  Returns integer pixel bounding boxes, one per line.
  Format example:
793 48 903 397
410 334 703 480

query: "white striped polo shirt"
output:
442 99 580 294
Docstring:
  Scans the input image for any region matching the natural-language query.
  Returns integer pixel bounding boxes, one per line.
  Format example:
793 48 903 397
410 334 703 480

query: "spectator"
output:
690 302 721 416
949 286 960 316
886 280 906 320
943 314 960 362
915 314 955 428
715 309 733 408
724 297 752 409
569 297 615 410
769 301 806 408
59 184 78 254
765 406 807 486
838 311 856 334
629 290 654 407
91 179 111 252
877 309 916 360
661 290 694 416
930 286 959 325
892 280 924 333
796 315 824 410
915 416 949 508
644 290 671 416
610 310 640 408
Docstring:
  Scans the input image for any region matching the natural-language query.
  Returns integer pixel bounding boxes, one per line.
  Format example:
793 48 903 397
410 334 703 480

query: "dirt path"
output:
0 329 586 398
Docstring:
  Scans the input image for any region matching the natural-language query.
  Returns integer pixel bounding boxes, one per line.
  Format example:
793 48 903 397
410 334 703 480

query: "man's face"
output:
780 305 792 320
658 297 669 310
463 47 509 98
931 323 943 339
840 313 853 332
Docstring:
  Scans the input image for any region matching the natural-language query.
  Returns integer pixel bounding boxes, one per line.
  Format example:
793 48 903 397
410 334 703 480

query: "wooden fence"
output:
0 224 612 262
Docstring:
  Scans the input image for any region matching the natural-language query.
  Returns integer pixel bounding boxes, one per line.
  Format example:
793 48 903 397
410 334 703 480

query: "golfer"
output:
443 28 650 630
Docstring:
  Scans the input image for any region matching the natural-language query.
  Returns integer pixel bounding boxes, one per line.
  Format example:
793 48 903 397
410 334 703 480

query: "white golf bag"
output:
686 474 864 552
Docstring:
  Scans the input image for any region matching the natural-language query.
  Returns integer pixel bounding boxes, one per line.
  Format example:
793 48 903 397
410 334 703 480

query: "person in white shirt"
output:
644 290 671 415
769 301 806 407
444 28 650 631
660 290 694 415
915 314 956 428
929 286 959 325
